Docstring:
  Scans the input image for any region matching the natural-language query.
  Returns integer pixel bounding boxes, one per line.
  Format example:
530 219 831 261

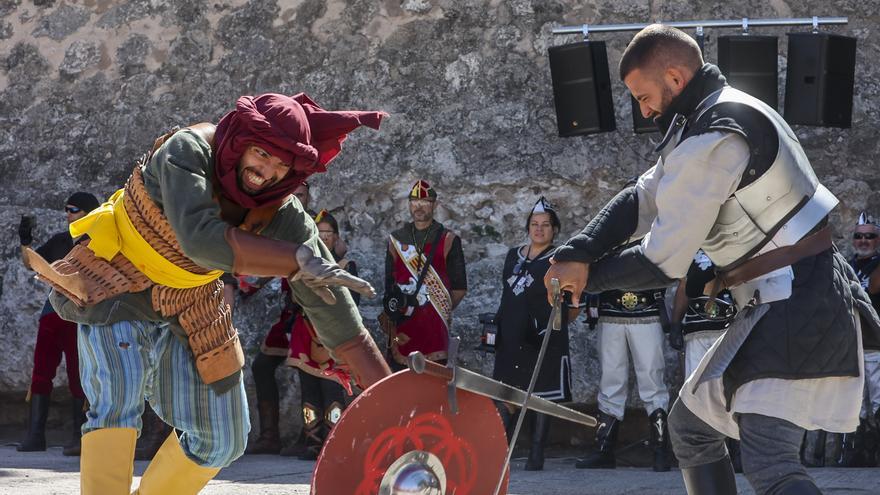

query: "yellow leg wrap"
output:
133 431 221 495
81 428 137 495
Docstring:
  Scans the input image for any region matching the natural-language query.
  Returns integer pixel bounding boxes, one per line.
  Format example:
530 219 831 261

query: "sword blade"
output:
407 352 597 428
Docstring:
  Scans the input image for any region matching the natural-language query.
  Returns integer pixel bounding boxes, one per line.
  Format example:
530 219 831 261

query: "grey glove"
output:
290 245 377 304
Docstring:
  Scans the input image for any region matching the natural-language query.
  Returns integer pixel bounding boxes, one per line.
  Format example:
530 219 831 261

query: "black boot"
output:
800 429 826 467
649 408 672 472
245 399 281 455
279 428 308 457
17 394 50 452
62 397 87 456
298 402 325 461
525 413 551 471
575 412 618 469
134 401 173 460
494 401 515 442
681 457 737 495
726 438 743 473
776 479 821 495
836 423 866 467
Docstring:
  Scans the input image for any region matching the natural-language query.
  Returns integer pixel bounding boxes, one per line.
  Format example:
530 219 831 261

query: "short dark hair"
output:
619 24 703 81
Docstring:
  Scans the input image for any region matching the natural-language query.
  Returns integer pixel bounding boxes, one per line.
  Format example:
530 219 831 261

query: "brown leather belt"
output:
708 225 833 307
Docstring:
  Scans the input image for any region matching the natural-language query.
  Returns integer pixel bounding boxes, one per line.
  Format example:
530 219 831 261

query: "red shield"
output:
311 369 510 494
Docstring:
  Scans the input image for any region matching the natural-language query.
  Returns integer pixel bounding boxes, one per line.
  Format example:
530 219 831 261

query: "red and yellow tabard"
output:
387 232 454 364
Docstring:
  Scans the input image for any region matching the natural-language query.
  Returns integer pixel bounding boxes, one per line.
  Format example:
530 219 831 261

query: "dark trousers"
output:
30 311 83 398
669 399 815 495
252 352 346 413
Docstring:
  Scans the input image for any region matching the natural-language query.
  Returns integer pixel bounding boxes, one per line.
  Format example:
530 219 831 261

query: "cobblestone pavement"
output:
1 445 879 494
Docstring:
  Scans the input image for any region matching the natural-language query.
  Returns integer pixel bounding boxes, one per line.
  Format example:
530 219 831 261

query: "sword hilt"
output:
551 277 562 331
407 352 453 381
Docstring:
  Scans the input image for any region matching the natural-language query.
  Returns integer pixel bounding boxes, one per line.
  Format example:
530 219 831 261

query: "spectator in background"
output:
838 212 880 467
577 243 672 472
492 197 573 471
380 180 467 369
17 192 99 456
286 210 358 459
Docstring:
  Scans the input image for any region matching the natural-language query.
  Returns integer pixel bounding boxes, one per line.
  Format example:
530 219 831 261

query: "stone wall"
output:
1 0 879 437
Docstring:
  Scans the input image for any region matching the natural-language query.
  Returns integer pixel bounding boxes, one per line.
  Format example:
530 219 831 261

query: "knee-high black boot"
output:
494 401 515 442
775 479 821 494
18 394 50 452
525 413 551 471
650 408 672 472
681 457 737 495
62 397 87 456
575 412 618 469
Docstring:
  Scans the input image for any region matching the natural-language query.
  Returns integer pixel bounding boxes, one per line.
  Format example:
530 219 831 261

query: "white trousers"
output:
684 331 725 378
597 319 670 420
861 350 880 418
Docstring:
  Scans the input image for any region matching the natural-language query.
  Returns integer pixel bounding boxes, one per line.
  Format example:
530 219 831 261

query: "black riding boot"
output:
776 479 821 494
681 457 737 495
298 401 325 461
575 412 618 469
525 413 551 471
62 397 87 456
494 401 515 442
18 394 50 452
650 408 672 472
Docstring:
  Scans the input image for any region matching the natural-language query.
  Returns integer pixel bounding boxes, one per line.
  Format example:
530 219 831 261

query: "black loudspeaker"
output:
631 95 658 133
548 41 616 136
784 33 857 128
717 35 779 109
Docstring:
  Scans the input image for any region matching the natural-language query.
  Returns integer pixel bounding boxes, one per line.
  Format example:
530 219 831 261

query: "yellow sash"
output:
69 189 222 289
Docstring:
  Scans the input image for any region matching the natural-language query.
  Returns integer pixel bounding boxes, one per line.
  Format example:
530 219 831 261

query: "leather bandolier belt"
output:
708 224 833 307
27 163 244 385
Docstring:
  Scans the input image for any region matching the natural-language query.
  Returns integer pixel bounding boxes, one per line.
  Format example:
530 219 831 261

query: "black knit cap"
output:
66 192 100 214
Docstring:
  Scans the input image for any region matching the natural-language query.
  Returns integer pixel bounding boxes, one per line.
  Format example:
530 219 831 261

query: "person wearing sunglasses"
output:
491 197 573 471
17 192 99 457
24 94 391 494
380 180 467 369
837 212 880 467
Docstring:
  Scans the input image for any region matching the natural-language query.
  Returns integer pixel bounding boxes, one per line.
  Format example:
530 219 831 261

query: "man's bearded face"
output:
625 68 679 120
408 199 436 223
237 145 292 195
853 224 880 258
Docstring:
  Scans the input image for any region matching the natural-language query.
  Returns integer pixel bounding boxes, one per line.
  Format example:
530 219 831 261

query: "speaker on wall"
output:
548 41 616 136
717 35 779 109
784 32 857 128
630 95 658 133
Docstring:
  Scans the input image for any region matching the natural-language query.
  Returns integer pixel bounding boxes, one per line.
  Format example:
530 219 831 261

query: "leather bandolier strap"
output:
33 160 244 385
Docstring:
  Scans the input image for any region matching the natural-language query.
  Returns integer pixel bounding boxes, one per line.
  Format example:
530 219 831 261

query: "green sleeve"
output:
262 200 364 348
142 130 235 272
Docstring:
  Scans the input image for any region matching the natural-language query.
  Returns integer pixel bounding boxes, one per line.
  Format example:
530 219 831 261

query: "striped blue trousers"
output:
78 320 249 468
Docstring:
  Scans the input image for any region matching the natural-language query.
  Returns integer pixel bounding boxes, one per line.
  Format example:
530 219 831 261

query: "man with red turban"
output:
25 93 391 495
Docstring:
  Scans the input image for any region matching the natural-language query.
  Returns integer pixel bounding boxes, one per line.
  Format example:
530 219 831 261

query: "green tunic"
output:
51 129 362 350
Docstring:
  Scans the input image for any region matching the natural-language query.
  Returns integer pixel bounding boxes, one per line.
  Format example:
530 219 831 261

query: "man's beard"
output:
855 246 877 257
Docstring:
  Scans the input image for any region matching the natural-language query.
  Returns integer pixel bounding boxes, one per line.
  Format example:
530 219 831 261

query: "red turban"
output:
213 93 385 208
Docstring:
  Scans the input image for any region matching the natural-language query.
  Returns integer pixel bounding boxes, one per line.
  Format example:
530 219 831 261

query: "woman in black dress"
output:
493 197 572 471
